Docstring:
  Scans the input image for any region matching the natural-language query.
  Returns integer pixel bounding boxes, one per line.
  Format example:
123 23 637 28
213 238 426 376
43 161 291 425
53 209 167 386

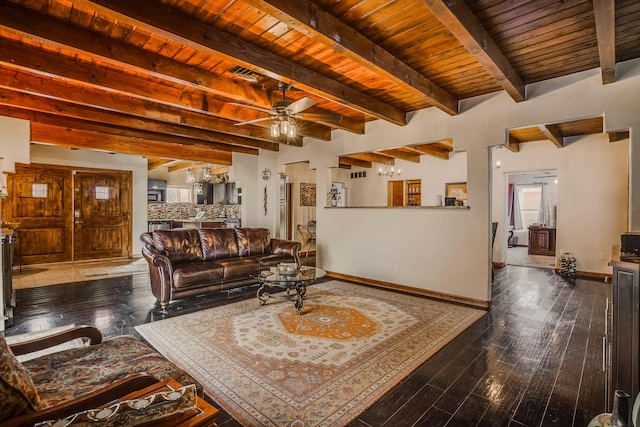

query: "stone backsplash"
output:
148 203 241 220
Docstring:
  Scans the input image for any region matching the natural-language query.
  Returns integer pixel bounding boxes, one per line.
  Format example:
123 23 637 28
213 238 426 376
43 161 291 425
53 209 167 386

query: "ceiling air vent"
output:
229 66 263 83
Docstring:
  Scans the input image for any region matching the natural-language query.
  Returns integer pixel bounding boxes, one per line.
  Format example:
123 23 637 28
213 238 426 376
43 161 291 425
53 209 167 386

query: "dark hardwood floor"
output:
4 264 608 426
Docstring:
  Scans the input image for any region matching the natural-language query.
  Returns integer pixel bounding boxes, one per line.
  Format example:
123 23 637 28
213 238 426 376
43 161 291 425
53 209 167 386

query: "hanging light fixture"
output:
270 117 297 139
201 166 212 182
377 158 401 177
186 168 196 183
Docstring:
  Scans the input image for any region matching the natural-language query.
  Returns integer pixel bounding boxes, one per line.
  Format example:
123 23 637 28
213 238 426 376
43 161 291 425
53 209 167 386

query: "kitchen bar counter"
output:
148 218 241 231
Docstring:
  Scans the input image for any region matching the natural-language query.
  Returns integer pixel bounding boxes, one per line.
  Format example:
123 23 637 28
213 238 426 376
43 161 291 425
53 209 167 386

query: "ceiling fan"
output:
232 82 342 138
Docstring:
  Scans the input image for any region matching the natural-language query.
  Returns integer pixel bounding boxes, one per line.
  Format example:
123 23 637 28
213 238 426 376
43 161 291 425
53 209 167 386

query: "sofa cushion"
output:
215 258 261 279
22 335 202 410
0 335 41 421
153 229 203 264
199 228 239 261
173 261 225 289
255 254 297 267
235 228 271 257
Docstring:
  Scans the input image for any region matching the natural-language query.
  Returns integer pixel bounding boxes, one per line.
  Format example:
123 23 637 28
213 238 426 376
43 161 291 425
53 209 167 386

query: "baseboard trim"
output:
554 268 611 281
326 271 490 310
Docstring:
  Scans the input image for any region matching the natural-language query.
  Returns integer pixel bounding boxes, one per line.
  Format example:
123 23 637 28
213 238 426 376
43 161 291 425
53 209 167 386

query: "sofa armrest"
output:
271 239 302 266
142 245 174 309
9 325 102 356
2 374 160 427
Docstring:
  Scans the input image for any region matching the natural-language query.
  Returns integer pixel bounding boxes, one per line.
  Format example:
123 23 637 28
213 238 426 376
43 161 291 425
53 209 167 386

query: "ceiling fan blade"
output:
287 97 317 114
229 102 274 115
297 113 343 123
234 116 274 126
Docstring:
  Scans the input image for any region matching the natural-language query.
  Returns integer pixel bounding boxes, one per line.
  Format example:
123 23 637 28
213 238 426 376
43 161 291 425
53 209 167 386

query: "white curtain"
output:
537 184 551 226
513 185 523 230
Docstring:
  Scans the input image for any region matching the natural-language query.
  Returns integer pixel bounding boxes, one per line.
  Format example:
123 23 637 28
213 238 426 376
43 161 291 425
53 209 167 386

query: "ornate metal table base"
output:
253 267 325 315
256 281 307 314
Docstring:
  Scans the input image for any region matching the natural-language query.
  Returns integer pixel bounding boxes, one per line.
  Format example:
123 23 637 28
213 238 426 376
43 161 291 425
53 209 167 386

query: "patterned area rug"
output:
136 281 484 426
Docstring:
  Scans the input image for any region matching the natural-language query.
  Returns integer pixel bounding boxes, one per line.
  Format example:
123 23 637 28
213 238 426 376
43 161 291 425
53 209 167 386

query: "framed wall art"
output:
445 182 467 200
300 183 316 206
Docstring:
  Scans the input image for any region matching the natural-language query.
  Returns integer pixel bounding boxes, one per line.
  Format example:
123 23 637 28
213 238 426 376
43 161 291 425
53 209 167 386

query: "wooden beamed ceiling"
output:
0 0 635 169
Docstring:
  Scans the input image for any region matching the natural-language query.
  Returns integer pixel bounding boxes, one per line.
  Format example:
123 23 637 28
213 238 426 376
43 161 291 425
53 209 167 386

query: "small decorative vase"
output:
587 390 631 427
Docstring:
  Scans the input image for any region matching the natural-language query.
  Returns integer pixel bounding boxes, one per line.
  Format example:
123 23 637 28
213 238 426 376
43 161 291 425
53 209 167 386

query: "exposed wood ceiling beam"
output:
608 130 630 142
405 144 450 160
338 156 372 168
73 0 408 126
349 152 395 165
244 0 458 116
0 3 364 136
166 162 230 173
0 4 270 106
0 39 325 141
12 108 259 156
376 149 421 163
593 0 616 84
0 92 279 153
0 68 305 146
32 123 233 165
419 0 525 102
506 134 521 152
539 124 564 148
147 159 174 170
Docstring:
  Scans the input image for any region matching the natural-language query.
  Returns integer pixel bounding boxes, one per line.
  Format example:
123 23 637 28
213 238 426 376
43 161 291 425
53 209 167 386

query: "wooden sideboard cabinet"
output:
528 226 557 256
610 260 640 406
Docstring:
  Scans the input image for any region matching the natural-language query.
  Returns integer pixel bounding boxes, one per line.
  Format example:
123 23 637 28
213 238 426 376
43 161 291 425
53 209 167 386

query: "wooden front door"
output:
5 164 132 265
8 165 72 264
73 171 131 261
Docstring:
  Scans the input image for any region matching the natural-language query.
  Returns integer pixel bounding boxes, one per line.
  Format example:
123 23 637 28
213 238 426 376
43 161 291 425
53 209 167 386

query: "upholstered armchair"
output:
0 325 201 427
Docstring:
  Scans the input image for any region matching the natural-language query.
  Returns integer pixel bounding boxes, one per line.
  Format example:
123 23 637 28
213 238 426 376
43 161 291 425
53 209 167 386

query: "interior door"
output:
73 171 131 261
387 180 404 206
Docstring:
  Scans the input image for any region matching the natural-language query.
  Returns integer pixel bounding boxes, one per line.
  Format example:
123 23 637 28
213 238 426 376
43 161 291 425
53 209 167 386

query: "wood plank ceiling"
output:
0 0 637 171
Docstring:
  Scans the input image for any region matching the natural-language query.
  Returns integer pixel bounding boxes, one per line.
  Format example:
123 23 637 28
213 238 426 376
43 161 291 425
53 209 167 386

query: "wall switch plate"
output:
393 265 399 275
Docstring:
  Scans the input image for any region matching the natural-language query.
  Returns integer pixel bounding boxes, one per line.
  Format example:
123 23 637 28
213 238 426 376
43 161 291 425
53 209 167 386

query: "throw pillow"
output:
0 334 41 421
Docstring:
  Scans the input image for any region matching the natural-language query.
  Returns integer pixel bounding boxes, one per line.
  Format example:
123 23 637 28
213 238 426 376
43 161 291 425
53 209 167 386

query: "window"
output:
95 186 110 200
166 186 193 203
516 184 542 229
31 183 48 198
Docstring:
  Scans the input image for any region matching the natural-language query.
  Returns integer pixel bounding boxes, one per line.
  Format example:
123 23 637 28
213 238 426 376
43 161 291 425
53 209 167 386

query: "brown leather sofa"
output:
141 227 301 309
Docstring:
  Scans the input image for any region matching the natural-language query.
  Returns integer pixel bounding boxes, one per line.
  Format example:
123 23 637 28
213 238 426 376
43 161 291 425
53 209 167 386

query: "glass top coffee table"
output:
253 266 326 315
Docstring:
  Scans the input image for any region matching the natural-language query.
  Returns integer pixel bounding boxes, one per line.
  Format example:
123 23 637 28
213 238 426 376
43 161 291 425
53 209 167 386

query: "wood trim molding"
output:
326 271 490 310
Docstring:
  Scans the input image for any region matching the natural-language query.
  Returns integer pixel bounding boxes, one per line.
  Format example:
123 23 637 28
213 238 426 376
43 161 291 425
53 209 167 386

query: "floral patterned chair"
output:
0 325 202 427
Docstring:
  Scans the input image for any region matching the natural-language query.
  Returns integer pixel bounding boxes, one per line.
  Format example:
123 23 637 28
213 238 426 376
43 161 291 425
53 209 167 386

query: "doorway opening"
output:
505 170 557 269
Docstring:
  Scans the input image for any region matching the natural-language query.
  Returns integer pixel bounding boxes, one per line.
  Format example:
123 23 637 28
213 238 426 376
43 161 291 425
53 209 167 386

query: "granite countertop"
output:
324 205 470 210
148 218 230 222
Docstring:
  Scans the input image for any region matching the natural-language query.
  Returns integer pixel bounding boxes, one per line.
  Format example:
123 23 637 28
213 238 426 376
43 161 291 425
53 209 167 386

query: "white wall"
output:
340 152 467 207
0 116 30 173
492 136 629 274
270 59 640 304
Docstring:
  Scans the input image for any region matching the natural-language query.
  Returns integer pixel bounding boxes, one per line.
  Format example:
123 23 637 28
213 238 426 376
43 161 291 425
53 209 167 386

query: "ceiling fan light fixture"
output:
287 121 297 138
270 121 280 138
280 119 291 135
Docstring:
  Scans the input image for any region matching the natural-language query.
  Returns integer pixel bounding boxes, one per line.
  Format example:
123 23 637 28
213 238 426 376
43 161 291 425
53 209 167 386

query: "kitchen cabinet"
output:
528 226 556 256
196 182 237 205
609 260 640 407
405 180 421 206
